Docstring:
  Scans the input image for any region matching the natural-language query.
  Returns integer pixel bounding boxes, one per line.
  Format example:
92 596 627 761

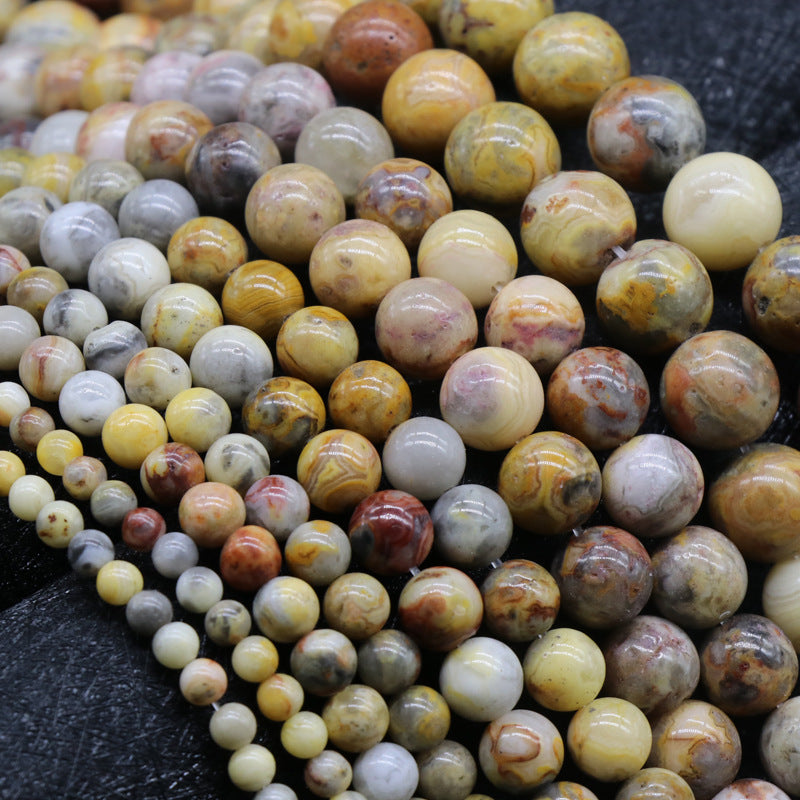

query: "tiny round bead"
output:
228 744 276 793
175 566 224 614
204 599 252 647
125 589 173 637
179 657 227 706
36 499 85 549
140 442 206 506
291 628 358 697
357 629 422 697
322 684 390 753
0 450 25 497
36 429 83 476
323 573 391 642
152 621 201 670
232 635 279 684
8 475 56 522
209 702 258 751
204 434 271 497
281 711 329 760
61 456 107 501
67 529 116 578
257 673 305 722
353 742 419 800
89 480 138 528
284 520 352 587
95 559 144 606
151 531 200 579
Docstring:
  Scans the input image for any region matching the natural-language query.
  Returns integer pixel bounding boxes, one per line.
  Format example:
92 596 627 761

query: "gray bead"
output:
152 531 199 579
83 320 147 381
89 480 138 527
67 529 115 578
125 589 173 637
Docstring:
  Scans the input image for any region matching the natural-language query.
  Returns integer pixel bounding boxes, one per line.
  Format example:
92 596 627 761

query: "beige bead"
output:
209 702 258 750
95 560 143 606
35 499 84 548
152 621 201 670
228 744 276 792
179 657 228 706
232 635 280 683
281 711 328 759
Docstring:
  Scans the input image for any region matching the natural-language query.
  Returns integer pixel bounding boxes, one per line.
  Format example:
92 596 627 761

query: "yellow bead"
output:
0 450 25 496
165 388 232 454
280 711 328 759
102 403 168 470
232 635 280 683
228 743 276 793
96 559 144 606
36 429 83 476
22 153 86 203
0 380 29 426
257 673 304 722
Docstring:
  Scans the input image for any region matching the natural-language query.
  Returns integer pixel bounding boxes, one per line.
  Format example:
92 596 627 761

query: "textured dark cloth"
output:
2 1 800 799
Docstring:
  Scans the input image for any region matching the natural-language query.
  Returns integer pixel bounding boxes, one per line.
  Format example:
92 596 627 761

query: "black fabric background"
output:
2 1 800 798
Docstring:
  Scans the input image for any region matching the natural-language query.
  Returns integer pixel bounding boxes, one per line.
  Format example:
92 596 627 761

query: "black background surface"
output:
2 1 800 799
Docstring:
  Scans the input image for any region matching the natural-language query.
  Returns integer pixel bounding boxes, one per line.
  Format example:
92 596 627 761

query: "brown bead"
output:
122 506 167 551
220 525 282 592
140 442 205 506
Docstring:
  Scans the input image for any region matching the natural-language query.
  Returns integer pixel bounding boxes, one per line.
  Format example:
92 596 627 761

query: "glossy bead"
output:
553 525 653 629
227 744 276 793
82 320 147 381
33 44 94 119
253 786 299 800
118 178 199 252
67 528 116 578
588 75 705 192
8 474 55 522
219 524 281 592
0 450 25 497
708 443 800 562
375 276 477 381
178 481 246 548
59 370 125 438
175 566 224 613
388 685 450 752
323 683 391 753
154 12 226 53
281 711 329 760
185 121 281 216
522 627 605 712
647 700 741 800
245 163 346 265
440 636 523 722
417 739 477 800
89 479 138 527
663 152 782 271
22 152 86 203
328 360 412 444
615 768 694 800
95 559 144 605
151 531 200 579
711 780 792 800
381 48 495 160
222 259 305 341
123 347 191 411
760 696 800 796
398 566 483 652
210 702 258 750
567 697 652 782
763 556 800 651
284 520 351 587
7 1 99 47
101 403 168 469
323 572 390 641
601 434 704 538
276 306 358 388
42 289 108 349
0 41 42 132
253 575 320 643
9 406 55 453
0 244 30 300
513 11 629 122
8 268 70 329
305 750 353 798
0 305 40 372
699 613 798 716
479 709 564 793
0 147 33 199
36 429 83 476
238 62 336 160
357 629 421 696
309 219 412 319
151 620 201 669
0 381 28 427
232 635 279 684
78 45 147 111
88 237 172 321
98 13 162 51
124 99 213 182
291 628 358 697
36 499 84 548
484 275 584 376
165 387 232 453
139 442 204 506
603 615 701 717
531 782 599 800
203 434 271 497
121 505 165 552
125 589 173 637
205 599 252 646
520 170 636 287
75 101 139 163
245 474 311 543
68 158 144 217
547 346 650 450
352 742 418 800
179 657 227 705
497 430 601 535
321 0 433 103
257 673 305 721
297 429 382 514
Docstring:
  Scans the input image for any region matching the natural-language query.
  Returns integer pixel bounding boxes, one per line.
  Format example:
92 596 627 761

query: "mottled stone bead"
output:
9 406 54 453
357 629 421 696
82 320 147 381
0 305 39 373
151 621 201 670
178 481 246 548
253 576 320 643
284 520 352 587
245 475 311 543
8 267 70 327
323 684 390 753
219 525 282 592
323 572 390 641
760 697 800 797
121 506 165 552
59 370 126 437
75 101 138 163
130 49 201 105
353 742 418 800
18 334 85 403
125 589 173 637
89 479 138 527
68 158 144 219
179 657 228 705
417 739 477 800
388 685 450 753
43 289 108 350
204 434 271 496
139 442 205 507
96 559 144 605
67 528 116 578
231 635 279 684
124 347 192 411
257 673 305 722
615 769 694 800
35 499 84 548
281 711 329 760
8 474 55 522
175 566 224 613
305 750 352 799
205 599 252 646
763 556 800 651
291 628 358 697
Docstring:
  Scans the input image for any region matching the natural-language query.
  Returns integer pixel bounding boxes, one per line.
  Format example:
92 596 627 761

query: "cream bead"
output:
179 657 228 706
95 560 144 606
232 635 280 683
8 474 55 521
228 744 277 792
209 702 258 750
763 557 800 651
175 566 224 614
0 380 29 426
35 499 84 548
152 621 201 669
0 450 25 496
281 711 329 759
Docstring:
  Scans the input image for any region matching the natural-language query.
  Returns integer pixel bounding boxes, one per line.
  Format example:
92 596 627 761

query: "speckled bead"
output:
67 528 116 578
178 481 245 548
204 599 252 646
102 403 168 470
284 520 351 587
89 479 138 527
125 589 173 637
123 347 191 411
8 268 70 329
139 442 205 506
203 434 271 496
42 289 108 349
36 499 84 548
323 684 391 754
253 576 320 643
96 559 144 605
68 158 144 218
219 524 282 592
231 635 279 684
388 685 450 753
179 657 227 705
323 572 390 641
305 750 352 798
760 697 800 797
82 320 147 381
615 769 694 800
291 628 358 697
357 629 421 697
245 475 311 543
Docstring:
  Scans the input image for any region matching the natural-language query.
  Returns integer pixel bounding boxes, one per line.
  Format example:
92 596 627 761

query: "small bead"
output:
8 474 55 521
284 520 352 587
257 673 304 722
0 380 29 426
125 589 173 637
121 506 166 552
175 566 224 613
152 621 201 669
67 529 115 578
36 499 85 549
228 744 276 793
232 635 279 683
0 450 25 496
305 750 353 798
61 455 107 501
89 479 138 527
219 524 282 593
281 711 329 759
151 531 200 579
96 559 144 606
253 785 299 800
209 702 258 750
36 429 83 476
204 599 252 646
179 657 228 706
9 405 55 452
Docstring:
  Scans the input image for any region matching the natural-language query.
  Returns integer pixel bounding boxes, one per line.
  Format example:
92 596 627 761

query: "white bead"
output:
151 621 200 669
228 744 276 792
353 743 419 800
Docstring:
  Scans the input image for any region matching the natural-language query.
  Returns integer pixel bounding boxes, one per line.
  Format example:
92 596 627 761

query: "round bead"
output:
0 381 28 427
204 434 271 497
513 11 629 122
567 697 652 782
523 628 605 712
139 442 205 506
245 475 311 543
67 528 116 578
305 750 353 798
151 621 201 669
175 566 224 613
323 572 390 641
8 474 55 522
257 673 305 722
710 780 792 800
205 599 252 646
291 628 358 697
165 388 232 454
18 334 85 402
281 711 329 760
615 768 694 800
0 186 63 264
123 347 191 411
179 657 227 705
101 403 168 470
151 531 199 579
479 709 564 793
0 305 40 372
75 101 139 164
130 48 200 105
36 499 85 548
439 636 523 722
322 683 391 754
125 589 173 637
708 444 800 562
285 520 351 587
219 524 282 592
416 739 477 800
209 702 258 751
520 170 636 286
232 635 279 684
36 429 83 476
0 450 25 497
253 576 320 643
228 744 276 793
530 783 599 800
9 406 55 453
89 479 138 527
68 158 145 219
381 48 495 160
763 556 800 651
59 370 125 437
95 559 143 606
760 697 800 796
663 152 782 271
8 267 70 326
353 742 418 800
82 320 147 381
357 629 421 696
388 685 450 752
